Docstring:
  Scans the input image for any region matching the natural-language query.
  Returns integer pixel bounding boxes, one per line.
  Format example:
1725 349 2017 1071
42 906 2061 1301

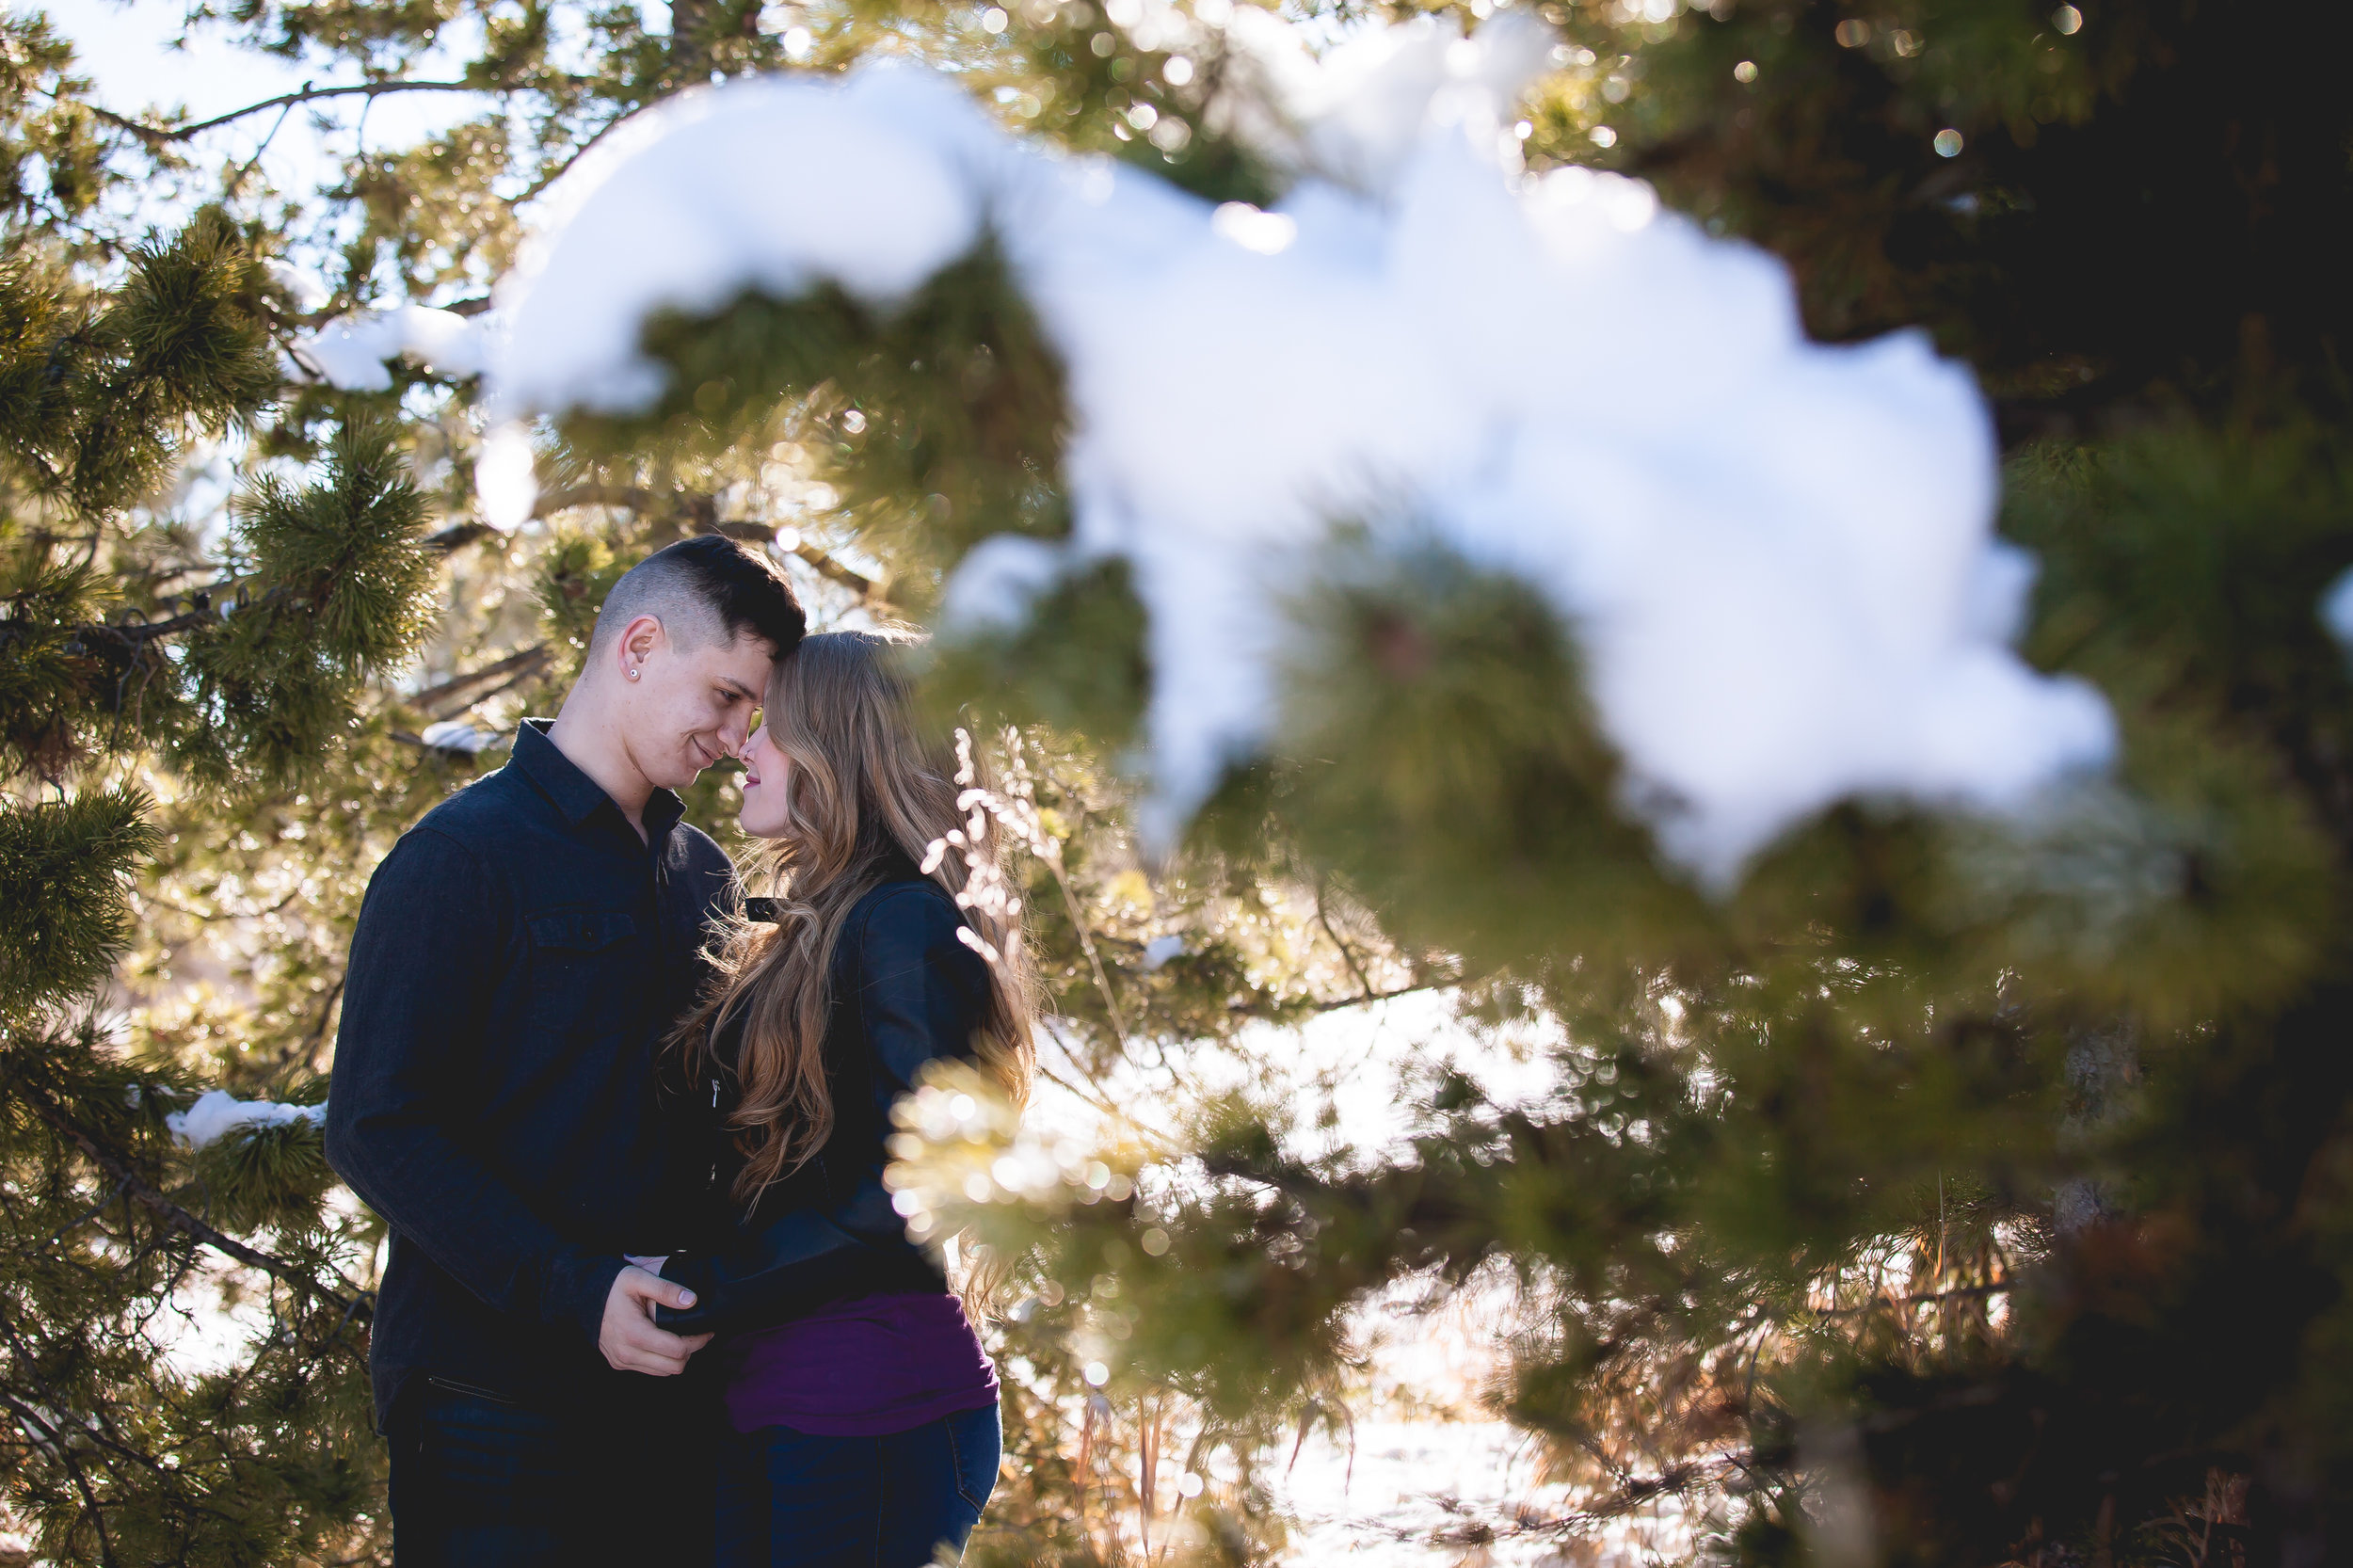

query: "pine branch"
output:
82 606 218 647
423 520 495 551
506 115 630 209
17 1080 373 1323
406 644 550 718
1347 1451 1749 1546
1048 843 1134 1053
0 1343 172 1482
76 79 480 145
389 728 469 752
529 479 889 600
142 887 301 924
707 519 889 601
777 535 885 600
1313 880 1375 1001
293 976 345 1074
3 516 490 658
1811 1280 2013 1320
1293 981 1458 1016
534 482 658 517
0 1390 118 1568
0 590 280 657
1033 1055 1130 1123
1220 979 1465 1019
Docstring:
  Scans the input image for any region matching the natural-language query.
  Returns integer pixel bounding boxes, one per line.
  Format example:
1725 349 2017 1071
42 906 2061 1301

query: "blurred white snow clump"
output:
297 12 2114 881
296 304 487 391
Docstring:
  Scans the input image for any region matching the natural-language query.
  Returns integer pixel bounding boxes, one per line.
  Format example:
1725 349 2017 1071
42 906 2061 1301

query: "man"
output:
328 534 804 1565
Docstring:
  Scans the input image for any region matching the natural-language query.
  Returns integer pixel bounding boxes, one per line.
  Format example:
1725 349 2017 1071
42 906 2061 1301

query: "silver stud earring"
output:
627 668 640 681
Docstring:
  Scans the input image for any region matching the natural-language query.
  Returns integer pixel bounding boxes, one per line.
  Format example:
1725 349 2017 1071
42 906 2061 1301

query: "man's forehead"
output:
694 632 778 694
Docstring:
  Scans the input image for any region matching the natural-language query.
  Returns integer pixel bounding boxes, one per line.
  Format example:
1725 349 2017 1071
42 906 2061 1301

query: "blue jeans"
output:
390 1378 713 1566
713 1401 1000 1567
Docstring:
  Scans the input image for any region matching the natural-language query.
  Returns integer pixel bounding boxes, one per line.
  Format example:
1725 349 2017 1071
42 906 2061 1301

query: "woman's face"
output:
736 719 794 840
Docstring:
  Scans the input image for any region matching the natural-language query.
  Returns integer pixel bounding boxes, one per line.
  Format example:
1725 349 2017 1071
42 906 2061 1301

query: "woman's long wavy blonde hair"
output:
678 630 1037 1211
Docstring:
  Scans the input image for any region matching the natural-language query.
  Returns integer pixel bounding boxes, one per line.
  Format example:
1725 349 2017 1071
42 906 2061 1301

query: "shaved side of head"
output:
587 535 807 662
591 562 727 655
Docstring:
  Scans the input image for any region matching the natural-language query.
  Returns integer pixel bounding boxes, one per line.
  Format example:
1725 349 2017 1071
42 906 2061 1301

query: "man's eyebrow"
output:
716 676 760 701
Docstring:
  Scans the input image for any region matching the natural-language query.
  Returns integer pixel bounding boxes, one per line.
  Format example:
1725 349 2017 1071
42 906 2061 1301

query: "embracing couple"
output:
326 535 1035 1566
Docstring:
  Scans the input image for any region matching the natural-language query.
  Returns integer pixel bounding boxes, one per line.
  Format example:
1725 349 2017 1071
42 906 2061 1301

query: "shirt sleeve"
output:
851 884 993 1096
655 884 988 1336
325 827 625 1347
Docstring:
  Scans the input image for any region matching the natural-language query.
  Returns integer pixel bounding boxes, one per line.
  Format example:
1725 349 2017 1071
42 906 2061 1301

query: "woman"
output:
650 630 1038 1567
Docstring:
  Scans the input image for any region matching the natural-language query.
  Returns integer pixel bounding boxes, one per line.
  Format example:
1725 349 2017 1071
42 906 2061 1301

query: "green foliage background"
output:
1 0 2349 1563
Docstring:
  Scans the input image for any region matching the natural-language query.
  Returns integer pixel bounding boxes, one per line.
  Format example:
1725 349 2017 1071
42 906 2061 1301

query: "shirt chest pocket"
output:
523 904 645 1040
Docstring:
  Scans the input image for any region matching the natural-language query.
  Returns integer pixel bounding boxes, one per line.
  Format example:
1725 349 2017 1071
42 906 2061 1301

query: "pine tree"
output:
6 0 2353 1564
0 77 425 1561
0 6 1385 1560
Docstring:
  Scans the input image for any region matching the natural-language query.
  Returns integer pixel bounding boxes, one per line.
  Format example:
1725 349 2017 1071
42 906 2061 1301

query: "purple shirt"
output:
721 1291 999 1437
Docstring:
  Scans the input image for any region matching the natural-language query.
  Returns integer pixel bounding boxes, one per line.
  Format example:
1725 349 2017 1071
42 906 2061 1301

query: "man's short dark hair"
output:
588 535 806 659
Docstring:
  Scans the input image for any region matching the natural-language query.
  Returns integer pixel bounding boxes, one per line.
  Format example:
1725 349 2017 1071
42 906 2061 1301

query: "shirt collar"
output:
643 782 686 840
512 718 685 840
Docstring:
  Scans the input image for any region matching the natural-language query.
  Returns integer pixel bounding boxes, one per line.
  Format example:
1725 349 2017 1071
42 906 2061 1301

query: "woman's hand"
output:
624 1254 666 1273
598 1264 709 1375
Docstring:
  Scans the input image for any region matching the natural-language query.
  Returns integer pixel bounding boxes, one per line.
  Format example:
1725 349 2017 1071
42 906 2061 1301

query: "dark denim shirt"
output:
656 865 989 1336
327 719 736 1426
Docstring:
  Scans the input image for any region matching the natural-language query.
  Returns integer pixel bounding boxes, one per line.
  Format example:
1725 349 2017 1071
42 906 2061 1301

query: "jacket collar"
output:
511 717 685 840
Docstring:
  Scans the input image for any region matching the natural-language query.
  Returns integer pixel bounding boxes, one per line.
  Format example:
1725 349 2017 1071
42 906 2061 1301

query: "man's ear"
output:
616 613 665 685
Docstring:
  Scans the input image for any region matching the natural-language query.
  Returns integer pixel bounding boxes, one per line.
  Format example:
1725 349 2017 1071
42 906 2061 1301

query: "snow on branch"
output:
19 1080 370 1319
297 13 2116 881
166 1089 327 1149
290 304 488 391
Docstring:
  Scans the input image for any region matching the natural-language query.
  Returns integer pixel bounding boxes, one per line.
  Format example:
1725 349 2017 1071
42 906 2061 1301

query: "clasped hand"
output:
597 1256 711 1376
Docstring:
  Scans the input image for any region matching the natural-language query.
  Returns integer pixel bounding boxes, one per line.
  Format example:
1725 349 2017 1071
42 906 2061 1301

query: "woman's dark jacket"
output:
654 860 989 1336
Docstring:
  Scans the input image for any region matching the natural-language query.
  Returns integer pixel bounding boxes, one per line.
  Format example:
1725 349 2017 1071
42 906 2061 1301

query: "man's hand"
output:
598 1264 712 1376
